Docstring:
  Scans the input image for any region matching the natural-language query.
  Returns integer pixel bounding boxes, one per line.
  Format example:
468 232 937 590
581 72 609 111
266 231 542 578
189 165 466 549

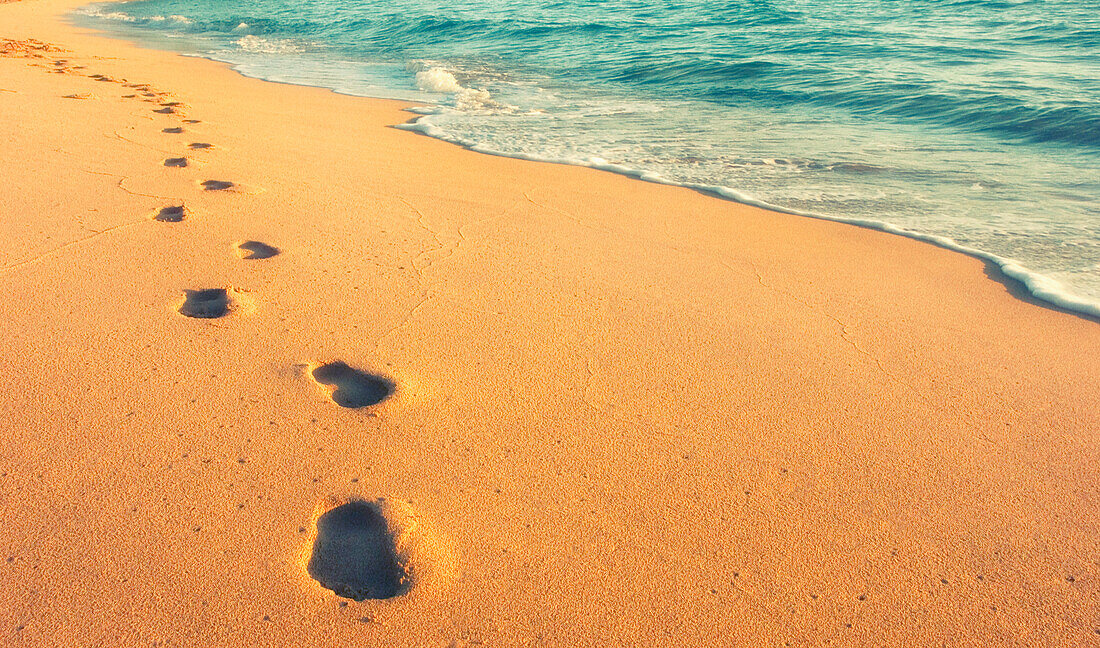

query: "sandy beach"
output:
1 0 1098 645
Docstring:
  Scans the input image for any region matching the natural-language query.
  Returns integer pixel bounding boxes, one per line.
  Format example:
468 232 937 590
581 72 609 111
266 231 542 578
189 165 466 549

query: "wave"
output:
603 55 1100 150
234 35 304 54
410 64 512 112
73 0 1100 320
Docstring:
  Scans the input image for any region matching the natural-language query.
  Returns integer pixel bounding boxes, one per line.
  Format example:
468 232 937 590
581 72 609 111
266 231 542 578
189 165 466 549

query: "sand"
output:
1 1 1098 646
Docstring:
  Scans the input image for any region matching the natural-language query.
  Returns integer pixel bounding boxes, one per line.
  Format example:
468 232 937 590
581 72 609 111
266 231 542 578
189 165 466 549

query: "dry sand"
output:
1 0 1098 645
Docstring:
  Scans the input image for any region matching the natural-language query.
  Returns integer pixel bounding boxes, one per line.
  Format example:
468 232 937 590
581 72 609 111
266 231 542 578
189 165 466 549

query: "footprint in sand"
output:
164 157 188 168
153 205 187 223
178 288 231 319
162 127 184 134
307 500 411 601
310 362 394 408
153 106 176 114
183 119 201 124
189 142 214 150
201 180 235 191
236 241 279 260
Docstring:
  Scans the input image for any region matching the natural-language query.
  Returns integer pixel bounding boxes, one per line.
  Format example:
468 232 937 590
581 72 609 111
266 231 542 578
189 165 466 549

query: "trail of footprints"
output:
47 63 394 408
32 49 411 602
10 37 1099 627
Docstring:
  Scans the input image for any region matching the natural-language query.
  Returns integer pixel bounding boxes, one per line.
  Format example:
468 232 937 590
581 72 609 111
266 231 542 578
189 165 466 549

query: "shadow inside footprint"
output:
307 501 410 601
162 127 183 134
237 241 279 260
201 180 234 191
178 288 229 319
164 157 188 167
311 362 394 408
154 205 185 222
153 106 175 114
189 142 213 150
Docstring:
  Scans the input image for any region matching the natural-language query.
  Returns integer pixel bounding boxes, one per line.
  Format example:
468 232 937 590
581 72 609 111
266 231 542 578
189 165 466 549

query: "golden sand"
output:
1 1 1098 645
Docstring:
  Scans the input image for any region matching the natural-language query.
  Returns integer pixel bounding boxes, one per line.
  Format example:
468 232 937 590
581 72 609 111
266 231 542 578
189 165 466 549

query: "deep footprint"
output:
178 288 229 319
154 205 186 222
189 142 213 150
162 127 184 134
201 180 234 191
311 362 394 408
153 106 176 114
307 501 410 601
164 157 188 168
237 241 279 260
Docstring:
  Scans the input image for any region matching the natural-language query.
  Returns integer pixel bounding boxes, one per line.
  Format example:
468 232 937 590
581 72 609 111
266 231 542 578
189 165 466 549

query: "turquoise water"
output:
76 0 1100 315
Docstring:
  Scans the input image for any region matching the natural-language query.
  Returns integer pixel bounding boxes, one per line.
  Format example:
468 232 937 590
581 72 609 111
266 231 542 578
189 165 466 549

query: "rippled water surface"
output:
76 0 1100 313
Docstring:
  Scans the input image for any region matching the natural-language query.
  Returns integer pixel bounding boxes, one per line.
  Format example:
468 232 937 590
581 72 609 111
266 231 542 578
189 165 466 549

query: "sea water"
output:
74 0 1100 316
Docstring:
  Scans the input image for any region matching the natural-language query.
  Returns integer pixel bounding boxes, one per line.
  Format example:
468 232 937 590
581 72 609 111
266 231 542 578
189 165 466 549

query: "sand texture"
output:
1 1 1098 646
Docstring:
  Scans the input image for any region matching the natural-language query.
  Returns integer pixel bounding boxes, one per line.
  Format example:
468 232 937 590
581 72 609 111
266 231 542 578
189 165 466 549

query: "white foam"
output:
235 35 302 54
415 68 464 93
397 113 1099 320
454 88 508 112
79 7 136 22
410 67 514 112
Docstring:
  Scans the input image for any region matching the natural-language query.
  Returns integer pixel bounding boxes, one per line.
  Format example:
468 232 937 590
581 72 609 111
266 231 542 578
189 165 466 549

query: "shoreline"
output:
71 1 1100 322
2 0 1099 646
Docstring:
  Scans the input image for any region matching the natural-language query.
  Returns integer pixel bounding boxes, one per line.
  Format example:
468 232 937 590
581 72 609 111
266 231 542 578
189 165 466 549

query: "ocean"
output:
74 0 1100 316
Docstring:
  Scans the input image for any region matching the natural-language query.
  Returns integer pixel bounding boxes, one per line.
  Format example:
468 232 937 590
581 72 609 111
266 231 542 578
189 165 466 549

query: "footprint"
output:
307 500 411 601
310 362 394 408
188 142 214 150
162 127 184 134
62 93 95 100
164 157 188 168
183 119 201 124
160 101 182 107
178 288 230 319
153 106 176 114
236 241 279 260
153 205 186 222
201 180 235 191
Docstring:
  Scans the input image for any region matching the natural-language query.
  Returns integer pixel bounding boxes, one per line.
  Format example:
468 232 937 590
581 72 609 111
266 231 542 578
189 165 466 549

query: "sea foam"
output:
235 35 303 54
415 68 464 93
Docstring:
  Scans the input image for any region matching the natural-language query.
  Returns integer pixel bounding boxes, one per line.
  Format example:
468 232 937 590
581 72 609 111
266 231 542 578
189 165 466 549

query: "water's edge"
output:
66 3 1100 323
